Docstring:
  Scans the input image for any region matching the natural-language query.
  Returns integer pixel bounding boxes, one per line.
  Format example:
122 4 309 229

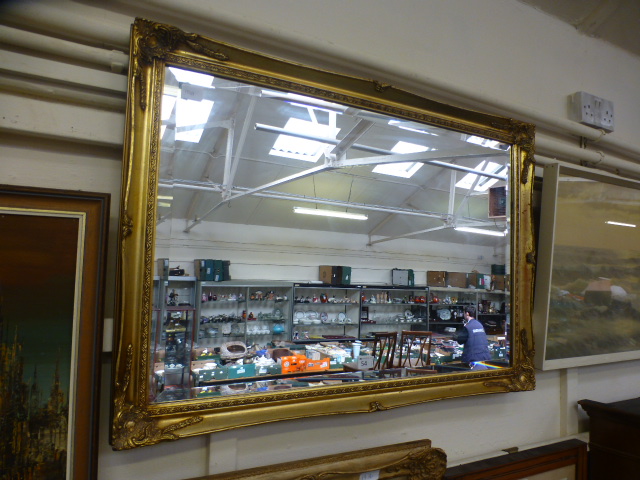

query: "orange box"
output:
280 355 307 373
305 357 331 372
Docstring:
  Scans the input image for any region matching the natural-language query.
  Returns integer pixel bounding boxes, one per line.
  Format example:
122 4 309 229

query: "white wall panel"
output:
156 220 495 286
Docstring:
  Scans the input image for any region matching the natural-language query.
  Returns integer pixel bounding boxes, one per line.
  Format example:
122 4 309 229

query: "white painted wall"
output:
157 219 497 286
2 1 640 478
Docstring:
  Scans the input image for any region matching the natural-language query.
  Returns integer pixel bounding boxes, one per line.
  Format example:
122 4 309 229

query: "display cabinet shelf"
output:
360 285 428 338
197 281 293 348
427 286 509 335
292 284 361 341
151 276 198 401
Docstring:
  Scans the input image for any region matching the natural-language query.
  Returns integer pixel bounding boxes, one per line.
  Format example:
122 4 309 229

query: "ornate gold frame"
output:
186 439 446 479
111 18 536 449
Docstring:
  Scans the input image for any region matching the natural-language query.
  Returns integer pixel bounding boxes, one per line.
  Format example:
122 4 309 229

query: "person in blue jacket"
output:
455 306 491 368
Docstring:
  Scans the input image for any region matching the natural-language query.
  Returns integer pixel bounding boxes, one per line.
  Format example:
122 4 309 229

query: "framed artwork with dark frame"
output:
0 185 110 480
534 163 640 370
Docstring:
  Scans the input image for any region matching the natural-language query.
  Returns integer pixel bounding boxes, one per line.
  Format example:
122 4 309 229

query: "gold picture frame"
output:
111 18 536 449
187 439 446 480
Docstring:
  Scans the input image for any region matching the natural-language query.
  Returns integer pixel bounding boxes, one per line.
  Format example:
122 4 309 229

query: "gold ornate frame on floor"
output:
188 439 446 480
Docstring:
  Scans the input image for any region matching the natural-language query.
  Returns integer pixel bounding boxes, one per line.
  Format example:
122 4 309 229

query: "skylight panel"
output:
168 67 214 87
160 94 177 139
463 135 509 151
269 118 339 162
372 141 430 178
175 98 214 143
455 160 506 192
388 120 438 136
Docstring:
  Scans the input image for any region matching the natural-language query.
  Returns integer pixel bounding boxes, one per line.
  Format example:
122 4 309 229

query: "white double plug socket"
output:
569 91 614 132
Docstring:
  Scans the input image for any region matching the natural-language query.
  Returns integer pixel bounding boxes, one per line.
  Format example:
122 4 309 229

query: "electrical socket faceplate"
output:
570 91 614 132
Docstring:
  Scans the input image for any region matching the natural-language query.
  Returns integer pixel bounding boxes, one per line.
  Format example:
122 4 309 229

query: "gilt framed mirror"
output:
111 18 536 449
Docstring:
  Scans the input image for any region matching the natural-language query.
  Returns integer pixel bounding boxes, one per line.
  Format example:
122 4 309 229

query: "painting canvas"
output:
534 164 640 370
0 186 109 480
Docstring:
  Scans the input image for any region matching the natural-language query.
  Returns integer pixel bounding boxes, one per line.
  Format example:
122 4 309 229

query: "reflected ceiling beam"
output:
454 170 483 218
184 118 375 232
330 118 374 160
367 189 422 242
255 122 507 178
160 179 450 223
183 148 225 223
368 225 451 246
222 120 235 197
368 217 505 246
255 123 389 155
224 88 259 199
183 163 333 232
448 170 457 216
183 120 235 221
334 152 507 180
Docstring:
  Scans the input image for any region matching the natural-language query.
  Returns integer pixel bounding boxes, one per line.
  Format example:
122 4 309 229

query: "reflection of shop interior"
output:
151 69 513 401
151 267 509 402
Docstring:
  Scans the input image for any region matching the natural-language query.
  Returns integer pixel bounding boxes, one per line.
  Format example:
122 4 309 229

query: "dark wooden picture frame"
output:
0 185 109 480
444 439 587 480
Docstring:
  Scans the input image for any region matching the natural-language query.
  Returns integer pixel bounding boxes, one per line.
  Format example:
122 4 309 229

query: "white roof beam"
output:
183 163 333 232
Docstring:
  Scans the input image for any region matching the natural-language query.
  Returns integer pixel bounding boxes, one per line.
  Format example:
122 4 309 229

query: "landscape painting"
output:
0 212 79 479
534 164 640 369
0 186 109 480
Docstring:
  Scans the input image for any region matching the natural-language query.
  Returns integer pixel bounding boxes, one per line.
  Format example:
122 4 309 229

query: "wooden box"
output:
491 274 505 291
446 272 467 288
319 265 351 285
427 271 446 287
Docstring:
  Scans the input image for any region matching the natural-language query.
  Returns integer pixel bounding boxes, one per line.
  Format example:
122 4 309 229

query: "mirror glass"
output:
111 19 534 449
151 65 511 402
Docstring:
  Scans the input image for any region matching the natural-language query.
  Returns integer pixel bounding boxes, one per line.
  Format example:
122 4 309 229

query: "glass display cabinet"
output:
359 286 428 339
426 287 475 335
151 276 197 401
197 282 292 347
292 284 361 342
477 290 509 335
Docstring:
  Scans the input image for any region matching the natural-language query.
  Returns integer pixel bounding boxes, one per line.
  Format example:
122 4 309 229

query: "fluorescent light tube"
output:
454 226 507 237
293 207 368 220
606 221 636 228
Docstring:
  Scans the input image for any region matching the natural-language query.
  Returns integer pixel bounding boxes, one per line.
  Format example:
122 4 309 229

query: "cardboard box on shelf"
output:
427 271 446 287
280 355 307 373
491 274 505 291
227 363 255 379
319 265 351 285
392 268 415 286
446 272 467 288
305 357 331 372
194 259 212 280
319 265 339 284
212 366 229 380
468 272 491 289
157 258 169 279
